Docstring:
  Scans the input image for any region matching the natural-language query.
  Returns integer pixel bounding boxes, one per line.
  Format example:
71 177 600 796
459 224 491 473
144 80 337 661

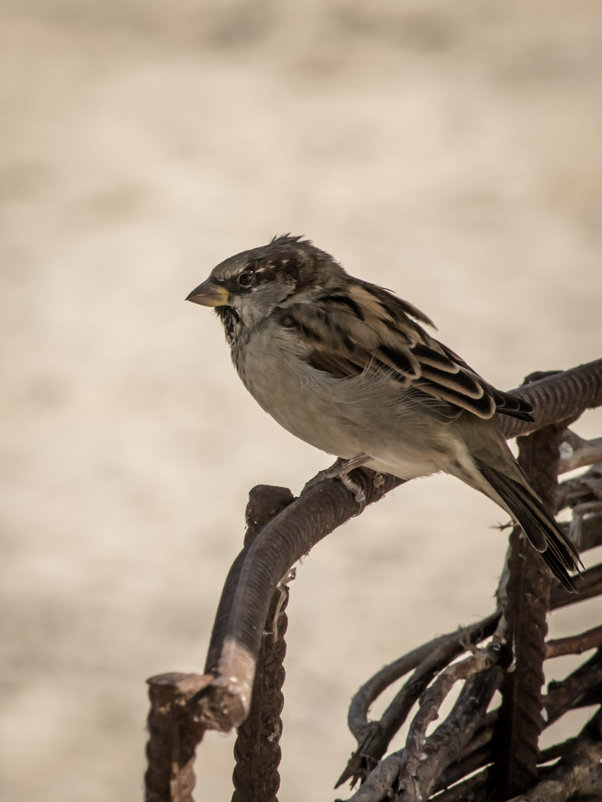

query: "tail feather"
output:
475 460 580 592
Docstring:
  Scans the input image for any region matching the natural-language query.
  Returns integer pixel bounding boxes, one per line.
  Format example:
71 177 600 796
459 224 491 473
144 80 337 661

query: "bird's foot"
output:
339 472 367 504
304 454 371 503
372 471 385 490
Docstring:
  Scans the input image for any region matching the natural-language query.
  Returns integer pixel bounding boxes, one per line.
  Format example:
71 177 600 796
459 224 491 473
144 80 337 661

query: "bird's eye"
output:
238 270 254 288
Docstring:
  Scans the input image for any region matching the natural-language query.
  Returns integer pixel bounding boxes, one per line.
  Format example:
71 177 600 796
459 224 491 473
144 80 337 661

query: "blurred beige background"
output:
1 2 601 800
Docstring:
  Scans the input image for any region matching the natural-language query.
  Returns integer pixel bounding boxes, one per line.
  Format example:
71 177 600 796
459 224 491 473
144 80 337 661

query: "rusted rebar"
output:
344 650 502 802
495 417 565 797
204 485 294 676
396 650 502 802
145 673 212 802
230 486 294 802
339 614 500 787
231 584 289 802
509 707 602 802
497 359 602 438
543 648 602 727
144 487 294 802
196 470 402 731
545 625 602 659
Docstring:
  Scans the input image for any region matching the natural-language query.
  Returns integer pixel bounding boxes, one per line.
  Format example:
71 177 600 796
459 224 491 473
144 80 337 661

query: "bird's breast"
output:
230 325 456 480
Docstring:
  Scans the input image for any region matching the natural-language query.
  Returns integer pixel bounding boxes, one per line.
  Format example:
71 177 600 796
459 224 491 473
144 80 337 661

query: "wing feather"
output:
279 280 533 422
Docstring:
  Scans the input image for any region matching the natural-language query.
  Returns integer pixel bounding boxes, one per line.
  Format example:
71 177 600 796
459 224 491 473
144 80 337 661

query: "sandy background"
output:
1 2 601 800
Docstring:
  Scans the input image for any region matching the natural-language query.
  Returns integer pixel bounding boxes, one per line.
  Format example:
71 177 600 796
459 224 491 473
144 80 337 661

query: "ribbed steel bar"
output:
495 422 563 796
497 359 602 438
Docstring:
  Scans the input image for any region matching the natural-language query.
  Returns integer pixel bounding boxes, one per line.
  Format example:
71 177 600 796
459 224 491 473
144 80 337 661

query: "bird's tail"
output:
475 460 580 592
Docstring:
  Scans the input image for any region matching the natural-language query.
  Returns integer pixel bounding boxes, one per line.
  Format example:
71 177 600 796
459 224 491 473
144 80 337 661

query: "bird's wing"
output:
280 280 532 422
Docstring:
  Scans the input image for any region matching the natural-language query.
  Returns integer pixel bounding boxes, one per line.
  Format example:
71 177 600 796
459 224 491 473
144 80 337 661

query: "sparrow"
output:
186 235 579 590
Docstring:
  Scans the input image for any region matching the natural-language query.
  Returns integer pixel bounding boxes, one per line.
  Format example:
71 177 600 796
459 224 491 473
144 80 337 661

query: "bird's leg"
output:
304 454 372 503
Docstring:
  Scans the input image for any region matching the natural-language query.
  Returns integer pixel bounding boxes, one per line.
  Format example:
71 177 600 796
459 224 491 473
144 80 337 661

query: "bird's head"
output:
186 235 346 332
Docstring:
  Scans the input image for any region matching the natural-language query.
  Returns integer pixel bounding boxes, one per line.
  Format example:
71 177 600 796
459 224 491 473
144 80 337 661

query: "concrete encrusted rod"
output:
144 672 213 802
144 487 294 801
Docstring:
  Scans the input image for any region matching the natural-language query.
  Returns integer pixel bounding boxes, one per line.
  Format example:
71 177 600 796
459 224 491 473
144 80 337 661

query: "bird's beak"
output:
186 278 230 307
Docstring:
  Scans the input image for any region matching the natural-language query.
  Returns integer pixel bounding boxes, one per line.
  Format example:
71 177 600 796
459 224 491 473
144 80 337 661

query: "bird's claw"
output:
339 472 367 504
303 454 371 504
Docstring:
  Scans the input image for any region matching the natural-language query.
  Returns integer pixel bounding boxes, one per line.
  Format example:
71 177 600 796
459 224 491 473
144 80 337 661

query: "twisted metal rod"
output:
144 672 212 802
338 614 500 788
230 485 294 802
339 549 602 802
497 359 602 438
495 421 562 796
196 470 402 729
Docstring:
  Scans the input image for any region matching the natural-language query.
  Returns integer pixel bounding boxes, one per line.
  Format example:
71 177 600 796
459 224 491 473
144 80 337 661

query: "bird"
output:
186 234 580 590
